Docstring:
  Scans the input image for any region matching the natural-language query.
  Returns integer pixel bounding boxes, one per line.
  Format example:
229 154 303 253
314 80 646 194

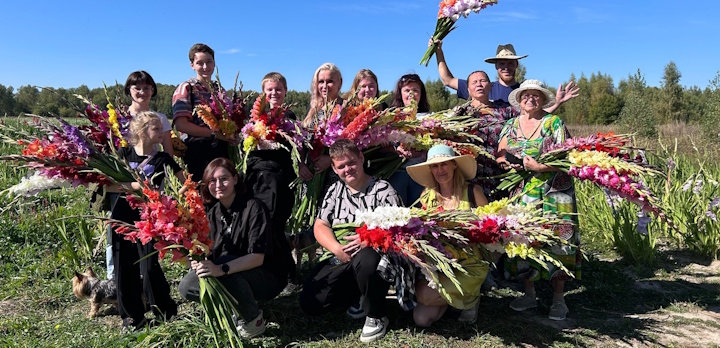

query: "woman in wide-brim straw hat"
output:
496 79 581 321
406 144 489 327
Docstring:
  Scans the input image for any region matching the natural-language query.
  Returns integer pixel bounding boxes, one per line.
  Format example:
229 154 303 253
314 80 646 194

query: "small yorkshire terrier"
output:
72 266 117 318
286 228 318 282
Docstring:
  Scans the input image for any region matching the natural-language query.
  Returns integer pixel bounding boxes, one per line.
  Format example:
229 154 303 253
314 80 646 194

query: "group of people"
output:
103 41 581 343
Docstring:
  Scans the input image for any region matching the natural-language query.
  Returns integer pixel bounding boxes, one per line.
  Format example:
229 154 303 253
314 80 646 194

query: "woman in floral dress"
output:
496 79 581 321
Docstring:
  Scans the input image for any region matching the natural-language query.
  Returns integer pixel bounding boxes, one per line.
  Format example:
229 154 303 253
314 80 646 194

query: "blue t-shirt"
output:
457 79 520 103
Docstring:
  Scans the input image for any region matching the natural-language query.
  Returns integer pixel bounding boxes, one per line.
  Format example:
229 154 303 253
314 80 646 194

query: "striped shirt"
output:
318 177 401 226
171 78 224 142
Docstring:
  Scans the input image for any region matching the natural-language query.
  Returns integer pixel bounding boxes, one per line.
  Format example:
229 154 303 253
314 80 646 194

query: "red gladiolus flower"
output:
357 224 394 252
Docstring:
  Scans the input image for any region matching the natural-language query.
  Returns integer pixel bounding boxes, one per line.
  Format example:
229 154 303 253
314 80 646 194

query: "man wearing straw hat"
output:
430 40 577 110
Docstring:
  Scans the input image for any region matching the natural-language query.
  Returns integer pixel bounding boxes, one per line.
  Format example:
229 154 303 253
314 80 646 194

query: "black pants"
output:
178 266 286 321
184 138 229 182
246 166 296 278
112 229 177 323
299 248 391 318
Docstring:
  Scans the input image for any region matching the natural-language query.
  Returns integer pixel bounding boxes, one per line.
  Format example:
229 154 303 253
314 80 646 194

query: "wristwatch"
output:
209 132 216 140
221 263 230 275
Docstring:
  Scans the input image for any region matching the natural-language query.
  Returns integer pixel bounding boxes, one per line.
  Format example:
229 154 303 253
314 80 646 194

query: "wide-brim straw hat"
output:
508 79 556 109
485 44 528 63
407 144 477 188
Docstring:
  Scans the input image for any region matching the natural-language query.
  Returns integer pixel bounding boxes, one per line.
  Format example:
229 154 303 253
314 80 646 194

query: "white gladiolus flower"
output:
484 243 505 253
6 172 70 197
354 206 411 229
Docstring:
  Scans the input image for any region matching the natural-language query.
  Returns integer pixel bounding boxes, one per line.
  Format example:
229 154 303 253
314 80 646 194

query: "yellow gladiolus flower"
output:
243 136 257 153
475 198 510 216
505 242 531 259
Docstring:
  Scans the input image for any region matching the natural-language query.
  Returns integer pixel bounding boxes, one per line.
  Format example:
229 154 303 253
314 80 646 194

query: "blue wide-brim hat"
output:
406 144 477 188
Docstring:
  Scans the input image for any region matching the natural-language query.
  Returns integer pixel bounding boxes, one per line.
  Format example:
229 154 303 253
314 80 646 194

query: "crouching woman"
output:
178 158 292 338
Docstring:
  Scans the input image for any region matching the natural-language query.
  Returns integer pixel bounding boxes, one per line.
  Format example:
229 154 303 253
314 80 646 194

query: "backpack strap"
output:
137 149 157 170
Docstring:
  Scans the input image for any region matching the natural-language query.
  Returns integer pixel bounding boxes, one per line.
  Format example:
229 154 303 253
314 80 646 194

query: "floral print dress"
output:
467 102 519 201
499 114 581 281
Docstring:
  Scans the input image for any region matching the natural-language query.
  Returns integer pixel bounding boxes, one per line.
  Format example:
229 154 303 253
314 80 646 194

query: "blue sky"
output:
2 0 719 93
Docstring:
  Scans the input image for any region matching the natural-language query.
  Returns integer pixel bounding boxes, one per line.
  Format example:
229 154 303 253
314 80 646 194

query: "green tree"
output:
682 86 706 124
657 61 685 123
0 84 15 116
589 72 622 124
14 85 39 115
619 91 657 137
515 62 526 84
285 90 311 120
702 71 720 142
618 69 647 97
561 73 590 124
150 83 175 116
425 78 453 111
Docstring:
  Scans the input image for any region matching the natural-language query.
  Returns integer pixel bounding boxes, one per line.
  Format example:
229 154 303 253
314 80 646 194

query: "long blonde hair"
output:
424 164 467 210
304 63 342 127
128 111 161 146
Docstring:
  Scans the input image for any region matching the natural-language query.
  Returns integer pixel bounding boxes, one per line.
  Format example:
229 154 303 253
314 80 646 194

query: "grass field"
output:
1 120 719 347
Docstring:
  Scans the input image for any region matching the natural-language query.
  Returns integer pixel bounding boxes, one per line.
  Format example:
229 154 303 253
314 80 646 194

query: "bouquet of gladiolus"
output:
320 97 491 176
497 133 668 217
112 171 241 348
74 85 134 151
329 203 572 298
420 0 499 66
193 72 249 164
331 206 478 296
390 109 491 157
317 95 396 148
463 198 574 271
0 116 136 187
240 94 306 174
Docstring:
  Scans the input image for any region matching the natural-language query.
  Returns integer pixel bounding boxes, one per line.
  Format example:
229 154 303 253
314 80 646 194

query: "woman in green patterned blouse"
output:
496 79 581 321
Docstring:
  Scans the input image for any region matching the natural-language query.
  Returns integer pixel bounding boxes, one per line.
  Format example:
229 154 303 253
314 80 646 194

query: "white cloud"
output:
220 48 241 54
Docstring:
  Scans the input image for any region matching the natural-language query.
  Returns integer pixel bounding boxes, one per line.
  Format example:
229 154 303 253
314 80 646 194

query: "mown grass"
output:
1 122 720 347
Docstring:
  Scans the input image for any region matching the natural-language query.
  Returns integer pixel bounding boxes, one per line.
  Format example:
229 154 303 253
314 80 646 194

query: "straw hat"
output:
508 79 556 109
484 44 528 63
407 144 477 188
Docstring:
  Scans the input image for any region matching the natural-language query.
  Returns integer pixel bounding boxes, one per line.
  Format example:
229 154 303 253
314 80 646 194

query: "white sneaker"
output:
359 316 389 343
236 310 266 338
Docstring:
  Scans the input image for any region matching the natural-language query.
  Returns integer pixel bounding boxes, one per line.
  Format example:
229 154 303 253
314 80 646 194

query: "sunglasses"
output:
400 74 421 83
